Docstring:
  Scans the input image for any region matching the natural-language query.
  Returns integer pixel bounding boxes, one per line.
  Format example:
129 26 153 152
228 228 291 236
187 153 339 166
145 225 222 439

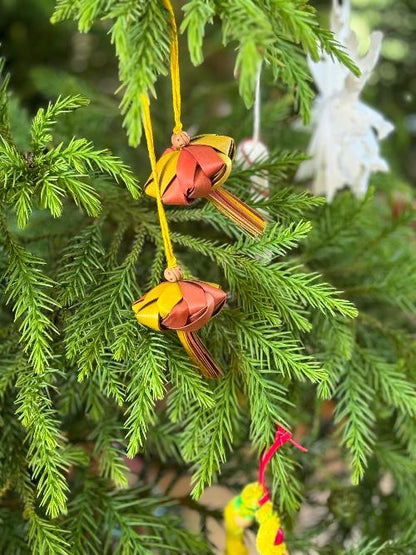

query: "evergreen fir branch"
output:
182 370 241 498
272 263 358 318
230 313 325 383
229 220 312 259
237 351 290 444
7 96 32 151
57 221 105 306
52 0 171 146
180 0 216 65
0 58 12 144
216 0 273 106
172 232 357 331
147 420 182 463
374 442 416 517
124 331 167 457
56 137 140 199
345 535 416 555
14 468 69 554
270 451 304 515
65 229 144 379
1 220 58 373
52 0 359 136
66 478 103 555
109 1 170 146
14 365 70 518
168 204 241 240
106 220 129 267
269 39 316 121
348 256 416 313
37 153 101 219
50 0 80 24
395 413 416 456
212 0 359 114
311 313 355 399
38 175 66 219
4 0 413 547
368 355 416 416
147 237 166 288
303 190 375 263
110 310 140 362
264 0 359 74
103 486 211 554
90 416 129 488
230 149 308 184
96 358 126 406
167 347 215 422
0 137 30 227
334 360 376 484
30 95 90 153
27 514 70 555
0 508 29 554
172 230 311 329
0 358 18 400
83 378 113 422
376 442 416 487
2 100 138 227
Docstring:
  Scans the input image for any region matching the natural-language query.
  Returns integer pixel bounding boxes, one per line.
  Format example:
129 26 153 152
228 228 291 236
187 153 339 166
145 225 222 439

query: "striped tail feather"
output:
176 330 223 379
208 187 266 237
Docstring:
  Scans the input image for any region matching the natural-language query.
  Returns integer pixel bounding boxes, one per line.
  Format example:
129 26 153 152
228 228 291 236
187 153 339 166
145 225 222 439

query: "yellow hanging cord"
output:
162 0 183 134
140 93 177 270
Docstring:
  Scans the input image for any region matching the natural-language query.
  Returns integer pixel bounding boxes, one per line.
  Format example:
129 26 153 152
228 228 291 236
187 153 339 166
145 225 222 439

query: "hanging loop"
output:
258 425 307 505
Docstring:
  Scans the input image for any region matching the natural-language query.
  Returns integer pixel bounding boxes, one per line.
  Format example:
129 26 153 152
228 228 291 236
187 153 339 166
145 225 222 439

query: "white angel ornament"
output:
296 0 394 201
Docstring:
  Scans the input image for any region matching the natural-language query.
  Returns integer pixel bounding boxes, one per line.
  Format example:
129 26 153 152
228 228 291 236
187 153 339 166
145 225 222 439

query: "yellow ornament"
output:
223 426 307 555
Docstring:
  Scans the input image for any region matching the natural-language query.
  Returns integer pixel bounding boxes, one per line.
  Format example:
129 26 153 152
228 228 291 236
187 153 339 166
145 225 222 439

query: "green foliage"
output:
0 83 139 228
1 220 58 373
52 0 171 146
0 0 414 552
52 0 359 145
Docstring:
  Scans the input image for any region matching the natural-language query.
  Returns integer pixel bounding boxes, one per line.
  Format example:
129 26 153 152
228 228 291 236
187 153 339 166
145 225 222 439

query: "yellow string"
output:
140 93 177 269
162 0 183 134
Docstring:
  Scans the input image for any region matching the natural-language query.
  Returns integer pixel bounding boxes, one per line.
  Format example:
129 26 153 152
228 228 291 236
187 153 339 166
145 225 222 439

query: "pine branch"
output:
90 416 129 488
238 351 290 443
56 137 140 199
15 365 70 518
181 370 241 498
1 218 58 373
65 229 144 379
180 0 216 65
334 360 376 484
27 514 70 555
66 478 103 555
124 331 167 457
311 313 355 399
57 222 105 305
0 58 13 143
52 1 171 146
103 486 211 553
171 231 357 334
223 309 324 383
1 94 139 227
367 354 416 416
31 94 90 153
167 347 215 422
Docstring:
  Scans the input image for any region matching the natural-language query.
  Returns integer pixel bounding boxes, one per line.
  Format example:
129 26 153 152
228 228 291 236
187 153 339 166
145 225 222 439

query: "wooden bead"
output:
164 266 184 282
171 131 191 149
